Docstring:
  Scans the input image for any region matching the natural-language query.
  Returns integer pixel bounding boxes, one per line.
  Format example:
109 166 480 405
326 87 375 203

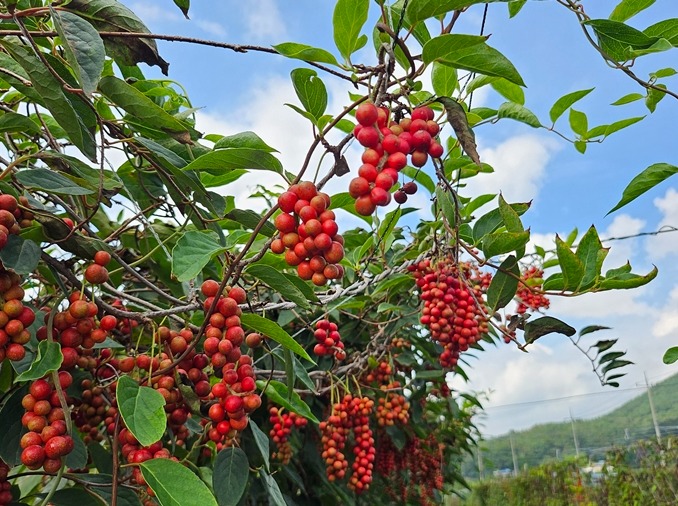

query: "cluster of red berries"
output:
268 406 307 464
84 250 111 285
350 103 444 215
312 319 346 360
271 182 344 286
201 280 261 443
409 258 491 368
0 193 33 250
73 379 117 444
119 429 175 487
20 375 74 473
0 268 34 362
516 266 550 315
0 460 12 505
363 362 410 427
319 394 375 493
37 293 116 369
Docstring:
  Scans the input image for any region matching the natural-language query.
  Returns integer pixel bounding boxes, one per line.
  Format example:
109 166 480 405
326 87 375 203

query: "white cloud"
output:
129 2 227 38
243 0 286 41
646 187 678 259
652 285 678 338
600 214 646 270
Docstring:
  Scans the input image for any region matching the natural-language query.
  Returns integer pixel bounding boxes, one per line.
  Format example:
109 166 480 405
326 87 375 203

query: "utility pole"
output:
509 431 519 477
570 408 580 458
644 372 662 444
477 449 484 481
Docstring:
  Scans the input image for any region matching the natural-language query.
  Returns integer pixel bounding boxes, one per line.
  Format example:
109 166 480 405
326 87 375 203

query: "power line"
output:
484 386 646 410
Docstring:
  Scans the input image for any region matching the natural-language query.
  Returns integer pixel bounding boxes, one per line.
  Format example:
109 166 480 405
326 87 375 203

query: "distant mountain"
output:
463 372 678 478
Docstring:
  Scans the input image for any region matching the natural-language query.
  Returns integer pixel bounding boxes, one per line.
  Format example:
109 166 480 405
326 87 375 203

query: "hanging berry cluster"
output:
319 394 375 493
350 103 444 215
72 379 117 444
516 266 550 314
20 374 75 473
271 181 344 286
0 460 12 505
0 268 34 362
364 361 410 427
312 319 346 360
268 406 307 464
119 429 176 487
409 258 491 368
0 193 33 250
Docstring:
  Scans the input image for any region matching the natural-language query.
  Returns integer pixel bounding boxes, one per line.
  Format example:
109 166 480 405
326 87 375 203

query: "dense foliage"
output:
0 0 674 505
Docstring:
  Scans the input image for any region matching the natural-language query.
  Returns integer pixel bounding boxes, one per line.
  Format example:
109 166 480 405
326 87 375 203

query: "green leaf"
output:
401 166 436 194
65 430 88 470
462 193 497 219
608 163 678 214
593 339 617 352
423 35 525 86
136 137 188 168
15 168 94 195
248 420 270 472
0 385 28 466
523 316 576 344
599 264 658 289
569 108 588 136
240 313 314 364
51 9 105 96
431 62 458 97
213 447 249 506
141 458 217 506
66 0 168 74
15 340 63 382
49 487 105 506
498 194 524 233
407 0 501 23
575 226 608 290
213 131 278 152
83 474 143 506
602 359 633 374
256 379 319 423
261 471 286 506
556 235 585 291
651 67 677 78
663 346 678 365
273 42 339 66
508 0 527 17
290 68 327 121
599 351 626 365
497 102 540 127
644 19 678 45
549 89 594 124
225 209 277 237
183 148 283 174
116 375 166 447
646 84 667 112
436 186 457 227
88 442 114 475
245 264 310 309
481 231 530 258
0 235 41 275
585 19 658 61
173 0 190 18
611 92 644 105
171 230 227 283
473 201 530 242
596 116 645 138
333 0 369 62
491 79 525 105
1 41 96 161
487 254 520 312
610 0 655 22
98 76 190 139
0 111 40 135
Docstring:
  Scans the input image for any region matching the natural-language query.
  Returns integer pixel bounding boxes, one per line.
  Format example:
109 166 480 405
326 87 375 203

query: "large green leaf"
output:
586 19 659 61
0 235 41 275
333 0 369 62
171 230 227 283
473 202 530 243
182 148 282 174
0 111 40 135
66 0 169 73
431 61 458 97
141 458 217 506
213 447 249 506
15 340 63 382
549 88 594 124
575 226 608 290
261 471 286 506
663 346 678 365
248 420 270 472
407 0 508 23
274 42 339 66
608 163 678 214
423 35 525 86
609 0 655 22
491 78 525 105
0 385 28 466
497 102 541 128
51 9 105 96
290 68 327 122
240 313 314 363
245 264 310 309
599 263 658 289
481 231 530 258
486 255 520 312
644 19 678 46
116 375 166 447
15 168 94 195
555 235 585 291
524 316 576 344
214 131 278 152
256 380 319 423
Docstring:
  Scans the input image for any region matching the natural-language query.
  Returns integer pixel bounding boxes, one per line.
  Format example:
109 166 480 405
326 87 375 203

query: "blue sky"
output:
120 0 678 436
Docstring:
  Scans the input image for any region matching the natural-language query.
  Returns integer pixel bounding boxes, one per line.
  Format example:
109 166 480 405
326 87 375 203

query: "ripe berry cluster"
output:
0 268 34 362
350 103 444 215
73 379 117 444
363 361 410 427
271 182 344 286
312 319 346 360
84 250 111 285
201 281 261 443
37 293 116 369
268 406 307 464
409 258 491 368
20 375 74 473
319 394 375 493
0 460 12 505
516 266 550 314
0 193 33 250
119 429 175 487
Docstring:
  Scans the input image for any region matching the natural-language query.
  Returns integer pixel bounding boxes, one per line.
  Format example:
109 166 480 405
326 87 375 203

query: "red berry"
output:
355 102 379 126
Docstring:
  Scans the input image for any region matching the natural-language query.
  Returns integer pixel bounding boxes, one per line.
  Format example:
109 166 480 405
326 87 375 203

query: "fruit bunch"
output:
271 181 344 286
268 406 307 464
0 460 12 505
119 429 175 486
363 361 410 427
409 258 491 368
73 379 117 444
312 319 346 360
84 250 111 285
516 266 550 314
0 193 33 250
350 103 444 215
319 394 375 493
20 375 74 473
0 268 34 362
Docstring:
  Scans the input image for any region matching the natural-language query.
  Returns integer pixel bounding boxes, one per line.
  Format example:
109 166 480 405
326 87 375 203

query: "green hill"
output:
463 372 678 478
